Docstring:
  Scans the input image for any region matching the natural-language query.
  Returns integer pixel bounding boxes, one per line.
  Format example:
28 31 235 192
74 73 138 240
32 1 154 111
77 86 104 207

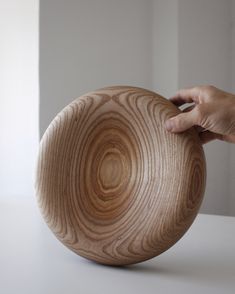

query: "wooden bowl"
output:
36 86 206 266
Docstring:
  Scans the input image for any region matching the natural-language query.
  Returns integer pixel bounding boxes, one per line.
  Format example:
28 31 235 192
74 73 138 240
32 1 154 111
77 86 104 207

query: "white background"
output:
1 0 235 216
0 0 39 201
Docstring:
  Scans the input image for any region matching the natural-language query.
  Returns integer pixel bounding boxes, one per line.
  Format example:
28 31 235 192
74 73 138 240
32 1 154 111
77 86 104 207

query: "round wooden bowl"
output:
36 86 206 266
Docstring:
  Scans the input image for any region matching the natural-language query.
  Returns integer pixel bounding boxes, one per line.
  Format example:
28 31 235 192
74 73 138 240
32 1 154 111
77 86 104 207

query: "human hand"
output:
165 85 235 144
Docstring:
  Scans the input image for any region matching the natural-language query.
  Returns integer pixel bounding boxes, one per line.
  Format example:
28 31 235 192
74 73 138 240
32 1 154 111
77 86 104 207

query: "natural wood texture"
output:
35 86 206 266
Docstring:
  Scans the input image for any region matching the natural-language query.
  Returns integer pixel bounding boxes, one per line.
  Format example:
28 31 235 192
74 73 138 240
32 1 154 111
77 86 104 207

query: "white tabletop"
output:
0 197 235 294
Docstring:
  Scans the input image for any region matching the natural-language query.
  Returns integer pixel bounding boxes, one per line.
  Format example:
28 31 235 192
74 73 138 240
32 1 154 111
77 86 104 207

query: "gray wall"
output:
178 0 232 215
230 0 235 215
40 0 235 216
40 0 153 134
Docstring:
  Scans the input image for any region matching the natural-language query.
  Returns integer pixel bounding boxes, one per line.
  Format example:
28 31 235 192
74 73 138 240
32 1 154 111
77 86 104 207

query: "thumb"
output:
165 110 197 133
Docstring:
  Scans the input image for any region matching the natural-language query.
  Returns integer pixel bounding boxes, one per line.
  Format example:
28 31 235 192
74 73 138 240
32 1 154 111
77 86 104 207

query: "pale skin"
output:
165 85 235 144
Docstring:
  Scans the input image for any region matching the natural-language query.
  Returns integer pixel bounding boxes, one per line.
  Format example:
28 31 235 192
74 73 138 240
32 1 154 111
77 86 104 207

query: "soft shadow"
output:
77 253 235 287
77 255 178 277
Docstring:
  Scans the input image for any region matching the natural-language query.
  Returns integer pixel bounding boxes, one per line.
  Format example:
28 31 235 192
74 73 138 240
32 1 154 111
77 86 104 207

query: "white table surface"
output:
0 197 235 294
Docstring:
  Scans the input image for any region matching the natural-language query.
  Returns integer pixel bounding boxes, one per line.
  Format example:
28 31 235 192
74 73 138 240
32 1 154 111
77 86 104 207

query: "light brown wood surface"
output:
35 86 206 266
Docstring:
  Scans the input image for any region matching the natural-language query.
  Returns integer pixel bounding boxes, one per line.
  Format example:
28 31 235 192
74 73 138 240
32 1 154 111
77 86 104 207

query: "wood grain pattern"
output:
35 86 206 266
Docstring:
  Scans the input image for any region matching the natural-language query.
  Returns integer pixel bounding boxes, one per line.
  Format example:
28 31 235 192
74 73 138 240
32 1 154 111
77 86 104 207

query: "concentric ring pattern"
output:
35 86 206 265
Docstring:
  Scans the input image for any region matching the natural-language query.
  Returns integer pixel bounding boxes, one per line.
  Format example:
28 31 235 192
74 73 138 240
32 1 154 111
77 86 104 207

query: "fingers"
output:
219 134 235 144
198 131 220 144
165 115 220 144
170 87 201 106
165 108 198 133
199 132 235 144
182 104 195 113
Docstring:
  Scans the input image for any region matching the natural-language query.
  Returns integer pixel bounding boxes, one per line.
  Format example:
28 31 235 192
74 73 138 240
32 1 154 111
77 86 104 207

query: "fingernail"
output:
165 119 174 131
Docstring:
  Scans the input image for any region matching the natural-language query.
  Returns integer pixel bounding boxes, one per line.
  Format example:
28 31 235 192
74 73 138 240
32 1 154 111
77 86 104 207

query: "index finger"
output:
169 87 200 106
